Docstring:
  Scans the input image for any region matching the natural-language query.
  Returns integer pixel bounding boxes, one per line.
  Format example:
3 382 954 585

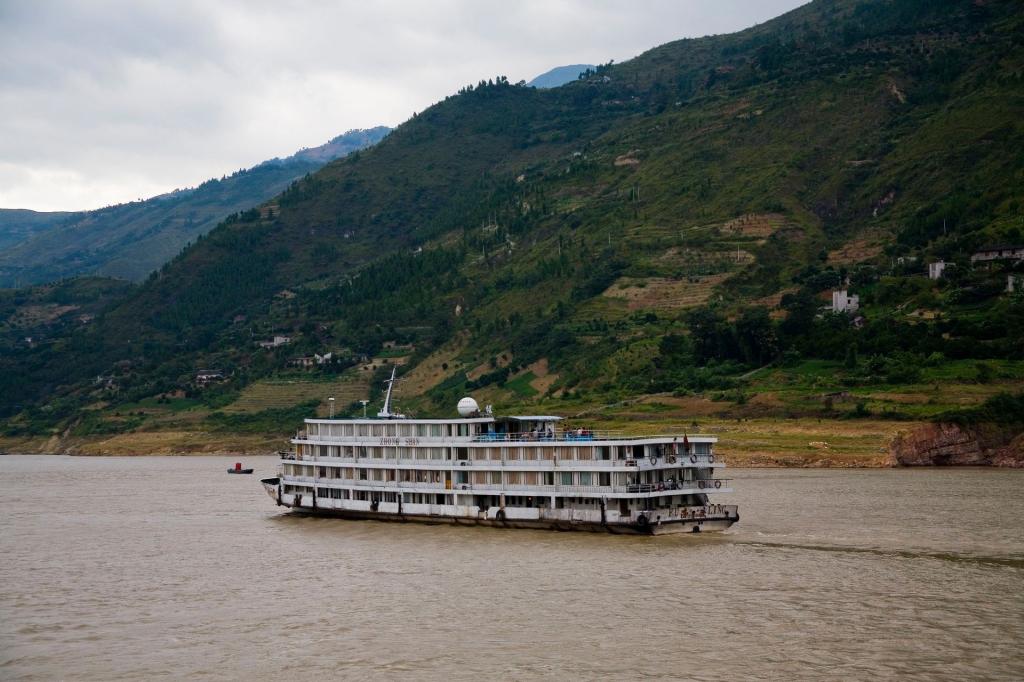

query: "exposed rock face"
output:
990 433 1024 468
888 423 1024 467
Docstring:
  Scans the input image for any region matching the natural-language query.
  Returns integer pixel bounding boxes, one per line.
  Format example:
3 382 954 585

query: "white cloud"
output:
0 0 806 211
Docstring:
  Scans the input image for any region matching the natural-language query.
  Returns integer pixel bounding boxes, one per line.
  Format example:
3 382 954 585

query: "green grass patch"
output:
205 401 318 434
504 372 539 398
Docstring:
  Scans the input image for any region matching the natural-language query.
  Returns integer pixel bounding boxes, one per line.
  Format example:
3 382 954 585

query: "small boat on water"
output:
228 462 254 474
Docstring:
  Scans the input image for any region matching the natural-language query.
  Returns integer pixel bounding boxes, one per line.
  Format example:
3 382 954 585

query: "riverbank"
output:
4 416 1020 466
0 417 908 465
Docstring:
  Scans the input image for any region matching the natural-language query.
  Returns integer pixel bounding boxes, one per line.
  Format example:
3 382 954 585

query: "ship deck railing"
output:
473 430 618 442
283 454 721 467
292 431 717 444
283 477 732 495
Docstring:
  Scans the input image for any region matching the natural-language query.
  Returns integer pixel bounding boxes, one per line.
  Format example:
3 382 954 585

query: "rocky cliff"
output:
888 423 1024 467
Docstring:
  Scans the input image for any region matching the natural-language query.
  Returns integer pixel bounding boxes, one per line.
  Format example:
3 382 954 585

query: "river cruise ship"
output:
262 378 737 535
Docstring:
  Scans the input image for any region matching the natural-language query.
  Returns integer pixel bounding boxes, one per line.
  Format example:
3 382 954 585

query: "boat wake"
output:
732 538 1024 569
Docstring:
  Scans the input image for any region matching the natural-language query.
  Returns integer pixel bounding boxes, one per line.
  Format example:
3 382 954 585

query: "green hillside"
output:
0 209 77 252
0 127 390 286
2 0 1023 455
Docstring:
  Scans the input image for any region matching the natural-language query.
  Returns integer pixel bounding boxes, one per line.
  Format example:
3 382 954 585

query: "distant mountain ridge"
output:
0 209 77 252
0 126 390 286
527 64 595 88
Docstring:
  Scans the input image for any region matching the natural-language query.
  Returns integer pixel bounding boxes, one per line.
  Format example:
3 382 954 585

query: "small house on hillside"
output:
831 289 860 313
971 244 1024 264
927 261 948 280
290 352 334 369
257 335 292 349
195 369 225 385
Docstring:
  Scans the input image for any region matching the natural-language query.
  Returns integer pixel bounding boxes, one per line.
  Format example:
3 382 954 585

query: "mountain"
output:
0 127 391 287
2 0 1023 451
527 64 596 88
0 209 76 253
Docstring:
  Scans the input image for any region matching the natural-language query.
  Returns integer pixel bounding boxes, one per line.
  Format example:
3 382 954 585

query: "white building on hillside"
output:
831 289 859 313
257 335 292 349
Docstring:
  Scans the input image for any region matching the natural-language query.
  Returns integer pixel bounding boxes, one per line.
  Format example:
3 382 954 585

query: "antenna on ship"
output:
377 366 406 419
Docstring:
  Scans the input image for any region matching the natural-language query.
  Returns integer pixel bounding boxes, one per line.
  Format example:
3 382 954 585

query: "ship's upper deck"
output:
299 415 715 445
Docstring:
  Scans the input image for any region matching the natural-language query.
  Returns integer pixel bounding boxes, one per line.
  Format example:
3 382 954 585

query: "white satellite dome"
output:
457 396 480 417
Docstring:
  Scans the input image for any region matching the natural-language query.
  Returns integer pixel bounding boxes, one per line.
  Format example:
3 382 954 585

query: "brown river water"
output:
1 455 1022 680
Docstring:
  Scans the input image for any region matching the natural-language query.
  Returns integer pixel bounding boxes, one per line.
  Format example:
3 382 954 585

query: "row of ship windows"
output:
296 443 712 460
307 423 475 438
283 486 703 510
284 464 703 486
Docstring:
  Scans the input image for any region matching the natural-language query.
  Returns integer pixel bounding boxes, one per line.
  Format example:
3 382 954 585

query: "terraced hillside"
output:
223 373 371 415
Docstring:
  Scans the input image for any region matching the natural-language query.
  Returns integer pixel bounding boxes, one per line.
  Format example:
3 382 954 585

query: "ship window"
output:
430 424 442 437
580 472 592 486
599 472 610 486
560 472 573 486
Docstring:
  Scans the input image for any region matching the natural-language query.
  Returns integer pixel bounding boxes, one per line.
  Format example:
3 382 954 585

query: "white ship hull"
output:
262 477 738 535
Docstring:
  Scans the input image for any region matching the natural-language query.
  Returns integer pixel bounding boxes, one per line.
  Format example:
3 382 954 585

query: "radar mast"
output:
377 366 406 419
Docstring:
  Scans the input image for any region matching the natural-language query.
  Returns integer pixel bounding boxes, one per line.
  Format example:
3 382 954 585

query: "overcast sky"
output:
0 0 806 212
